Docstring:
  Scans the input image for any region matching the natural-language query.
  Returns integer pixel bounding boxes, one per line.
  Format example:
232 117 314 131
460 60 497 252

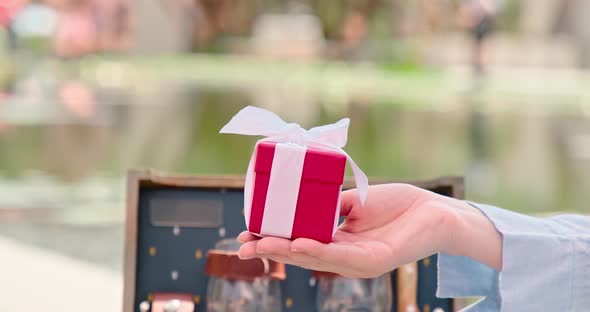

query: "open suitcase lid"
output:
123 170 464 312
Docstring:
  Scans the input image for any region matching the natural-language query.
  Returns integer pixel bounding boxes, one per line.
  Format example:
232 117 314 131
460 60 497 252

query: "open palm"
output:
238 184 456 278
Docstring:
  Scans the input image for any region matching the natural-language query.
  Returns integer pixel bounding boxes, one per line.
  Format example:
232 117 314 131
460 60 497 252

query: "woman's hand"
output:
238 183 502 278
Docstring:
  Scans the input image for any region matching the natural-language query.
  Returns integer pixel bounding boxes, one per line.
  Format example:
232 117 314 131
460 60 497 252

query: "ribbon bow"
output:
220 106 368 206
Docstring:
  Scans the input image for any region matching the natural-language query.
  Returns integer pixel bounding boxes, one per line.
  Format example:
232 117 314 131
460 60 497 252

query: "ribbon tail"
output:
346 155 369 206
243 143 258 228
308 142 369 207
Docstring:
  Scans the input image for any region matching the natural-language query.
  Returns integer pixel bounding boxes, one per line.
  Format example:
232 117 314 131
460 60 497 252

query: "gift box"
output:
221 106 368 243
249 141 347 243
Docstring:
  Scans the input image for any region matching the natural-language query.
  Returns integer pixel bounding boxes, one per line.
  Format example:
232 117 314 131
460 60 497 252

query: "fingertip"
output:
237 231 258 243
238 241 258 259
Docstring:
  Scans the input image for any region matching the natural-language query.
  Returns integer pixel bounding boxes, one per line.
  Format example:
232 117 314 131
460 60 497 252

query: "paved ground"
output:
0 235 122 311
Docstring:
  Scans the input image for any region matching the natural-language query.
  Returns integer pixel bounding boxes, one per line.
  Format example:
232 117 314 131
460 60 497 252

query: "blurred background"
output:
1 0 590 310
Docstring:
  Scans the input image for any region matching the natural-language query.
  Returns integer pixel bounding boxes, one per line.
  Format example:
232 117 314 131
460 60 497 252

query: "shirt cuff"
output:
471 203 578 312
571 236 590 310
437 202 590 311
436 253 498 298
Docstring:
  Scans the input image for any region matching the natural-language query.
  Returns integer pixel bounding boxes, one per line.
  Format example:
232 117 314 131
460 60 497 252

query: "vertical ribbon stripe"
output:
260 143 306 238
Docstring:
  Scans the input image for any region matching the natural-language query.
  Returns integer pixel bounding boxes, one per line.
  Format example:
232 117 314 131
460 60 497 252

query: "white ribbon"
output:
220 106 369 227
261 142 306 238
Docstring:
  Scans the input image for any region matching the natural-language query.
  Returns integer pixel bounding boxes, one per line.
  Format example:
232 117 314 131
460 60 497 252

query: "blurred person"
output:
458 0 504 74
338 0 378 59
340 9 367 49
93 0 129 52
193 0 231 47
9 0 58 52
193 0 253 47
457 0 505 198
0 0 27 50
53 0 98 58
239 184 590 311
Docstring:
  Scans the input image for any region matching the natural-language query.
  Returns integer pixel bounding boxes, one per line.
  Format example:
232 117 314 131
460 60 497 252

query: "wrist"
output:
443 200 503 271
417 196 468 257
436 198 469 256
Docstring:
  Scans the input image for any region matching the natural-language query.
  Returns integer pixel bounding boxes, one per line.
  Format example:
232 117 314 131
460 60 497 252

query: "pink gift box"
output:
247 141 346 243
220 106 368 243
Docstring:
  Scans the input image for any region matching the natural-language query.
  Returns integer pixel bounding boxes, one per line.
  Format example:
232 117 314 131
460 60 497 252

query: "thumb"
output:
339 189 361 217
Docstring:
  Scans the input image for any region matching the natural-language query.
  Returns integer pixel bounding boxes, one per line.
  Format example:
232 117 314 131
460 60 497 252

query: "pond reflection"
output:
0 86 589 272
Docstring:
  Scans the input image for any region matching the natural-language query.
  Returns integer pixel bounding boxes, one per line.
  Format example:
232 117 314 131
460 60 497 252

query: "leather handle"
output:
204 249 286 281
397 262 419 312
